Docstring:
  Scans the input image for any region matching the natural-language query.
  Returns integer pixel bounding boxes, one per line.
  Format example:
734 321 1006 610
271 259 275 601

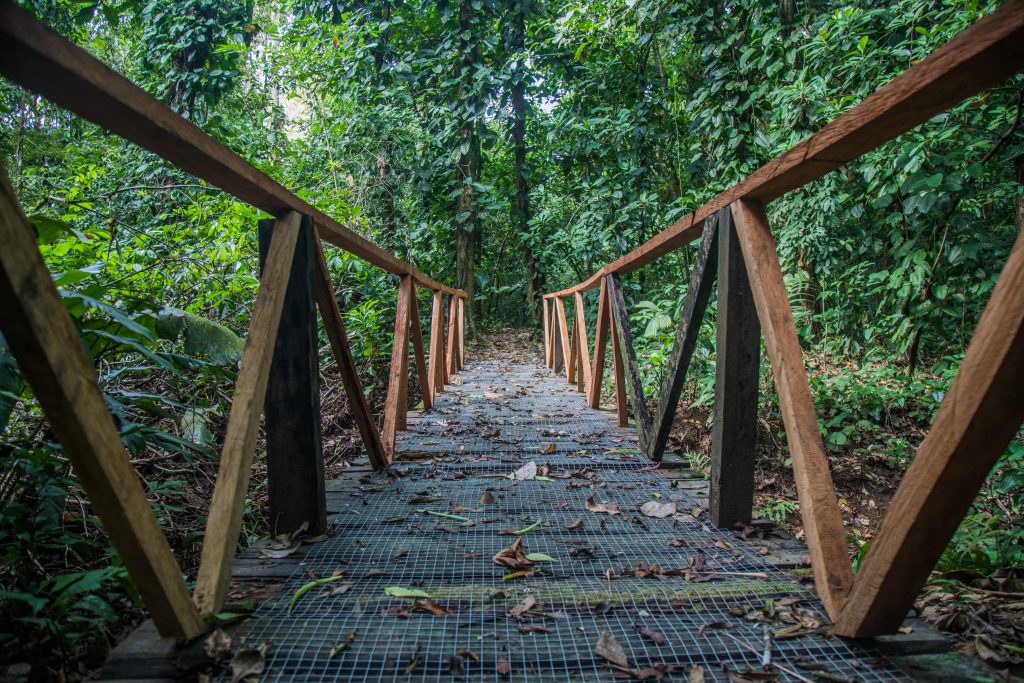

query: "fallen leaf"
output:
413 600 449 616
540 443 557 454
639 501 677 518
480 491 496 505
525 552 557 562
230 643 269 683
452 504 484 513
503 569 535 581
509 596 537 619
586 497 620 515
519 625 553 634
594 630 629 668
566 517 583 530
408 494 442 504
637 625 667 644
260 543 302 559
512 461 538 481
204 628 232 660
328 630 357 658
497 657 511 677
493 538 533 569
689 665 705 683
697 621 739 635
484 391 503 399
384 586 432 599
448 655 465 676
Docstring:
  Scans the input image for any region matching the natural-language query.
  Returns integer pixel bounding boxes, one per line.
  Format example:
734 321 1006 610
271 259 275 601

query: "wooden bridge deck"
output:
101 342 978 682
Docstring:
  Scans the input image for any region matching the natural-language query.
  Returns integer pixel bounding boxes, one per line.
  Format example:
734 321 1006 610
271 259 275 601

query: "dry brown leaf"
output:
594 630 629 668
540 443 557 454
586 497 620 515
204 628 232 660
230 643 270 683
509 596 537 619
566 517 583 530
480 491 496 505
492 537 533 570
497 656 511 677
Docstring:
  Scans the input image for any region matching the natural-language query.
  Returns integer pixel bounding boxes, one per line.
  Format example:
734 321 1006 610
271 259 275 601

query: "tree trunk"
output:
455 0 481 338
511 0 543 327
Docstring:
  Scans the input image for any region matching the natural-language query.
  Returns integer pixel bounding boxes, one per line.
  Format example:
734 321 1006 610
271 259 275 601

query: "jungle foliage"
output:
0 0 1022 677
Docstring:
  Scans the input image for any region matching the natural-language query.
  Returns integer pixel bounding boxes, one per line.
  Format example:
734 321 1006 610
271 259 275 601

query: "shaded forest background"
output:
0 0 1022 678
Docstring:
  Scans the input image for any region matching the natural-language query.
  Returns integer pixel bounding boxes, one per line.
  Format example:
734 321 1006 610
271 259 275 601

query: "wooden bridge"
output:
0 2 1022 680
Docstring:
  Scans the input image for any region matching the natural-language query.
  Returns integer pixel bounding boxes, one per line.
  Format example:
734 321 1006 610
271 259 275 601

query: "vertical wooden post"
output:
648 216 720 461
552 303 565 374
446 294 457 379
548 299 558 369
258 215 326 537
709 208 759 528
429 291 445 399
574 291 592 393
607 273 652 448
567 305 579 385
833 228 1024 637
195 211 302 615
408 285 432 411
731 199 852 617
456 296 465 370
554 297 572 381
383 275 413 459
610 305 629 428
543 297 552 366
0 170 204 639
312 236 386 471
588 279 610 409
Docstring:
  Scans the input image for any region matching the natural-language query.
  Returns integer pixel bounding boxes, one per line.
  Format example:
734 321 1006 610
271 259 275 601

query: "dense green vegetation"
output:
0 0 1021 677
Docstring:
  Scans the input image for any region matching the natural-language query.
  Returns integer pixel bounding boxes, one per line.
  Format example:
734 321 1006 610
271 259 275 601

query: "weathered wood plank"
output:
408 285 432 411
709 208 760 529
446 294 457 379
456 296 465 370
0 170 204 639
382 275 413 460
194 211 302 615
554 297 572 381
312 236 387 471
429 290 445 399
574 291 592 393
833 228 1024 637
543 297 552 367
258 215 325 538
551 301 565 374
587 279 610 409
609 296 628 428
567 302 579 386
0 3 468 297
606 273 651 448
648 214 720 461
730 198 852 618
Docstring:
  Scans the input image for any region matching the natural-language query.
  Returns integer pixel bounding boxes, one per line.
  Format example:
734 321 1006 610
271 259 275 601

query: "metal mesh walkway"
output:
227 359 909 682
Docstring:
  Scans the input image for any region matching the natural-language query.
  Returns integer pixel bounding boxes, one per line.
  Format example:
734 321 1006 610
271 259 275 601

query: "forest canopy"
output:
0 0 1022 678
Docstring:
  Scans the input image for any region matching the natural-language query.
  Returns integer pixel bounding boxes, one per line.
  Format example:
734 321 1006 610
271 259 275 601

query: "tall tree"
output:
455 0 483 336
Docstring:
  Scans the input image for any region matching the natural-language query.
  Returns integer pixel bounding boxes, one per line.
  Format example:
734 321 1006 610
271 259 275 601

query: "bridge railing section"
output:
0 2 465 640
542 3 1024 638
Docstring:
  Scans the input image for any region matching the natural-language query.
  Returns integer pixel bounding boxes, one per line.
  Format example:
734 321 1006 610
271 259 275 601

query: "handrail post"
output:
709 207 759 528
258 215 326 537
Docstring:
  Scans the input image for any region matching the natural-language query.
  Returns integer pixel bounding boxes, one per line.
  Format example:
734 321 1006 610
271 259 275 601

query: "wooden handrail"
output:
543 3 1024 298
0 2 467 299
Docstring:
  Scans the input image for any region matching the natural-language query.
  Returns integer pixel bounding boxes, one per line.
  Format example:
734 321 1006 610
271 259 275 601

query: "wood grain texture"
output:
567 304 579 386
194 211 302 615
258 216 325 538
456 297 465 370
554 297 572 380
833 229 1024 637
587 279 610 409
730 199 852 617
408 285 432 411
543 297 552 367
446 294 457 379
312 236 386 471
0 3 465 297
429 291 445 399
551 302 565 374
541 3 1024 298
648 214 719 461
709 208 760 528
609 299 629 429
574 292 592 393
606 273 651 449
0 170 203 639
383 275 413 460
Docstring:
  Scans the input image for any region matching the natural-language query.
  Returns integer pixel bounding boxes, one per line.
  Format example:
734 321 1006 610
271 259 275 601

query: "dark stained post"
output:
709 207 760 528
607 273 652 449
258 215 326 537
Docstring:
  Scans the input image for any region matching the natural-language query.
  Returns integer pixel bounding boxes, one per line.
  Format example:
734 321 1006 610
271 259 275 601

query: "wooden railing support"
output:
606 273 651 448
709 208 760 528
258 215 326 538
429 290 445 399
0 170 204 639
832 228 1024 637
312 237 386 471
446 294 457 379
408 287 432 411
574 291 592 393
648 214 720 461
456 296 465 370
554 297 571 379
567 302 579 386
551 300 565 374
731 199 852 617
609 294 629 428
383 275 413 459
543 297 552 366
587 279 611 409
195 211 302 615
